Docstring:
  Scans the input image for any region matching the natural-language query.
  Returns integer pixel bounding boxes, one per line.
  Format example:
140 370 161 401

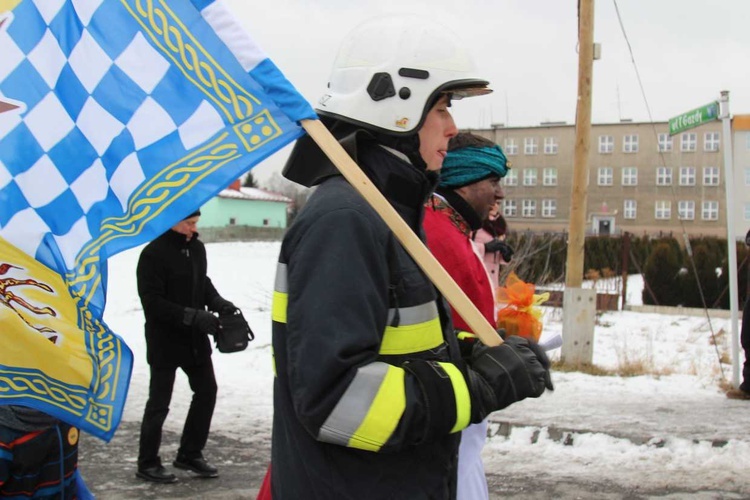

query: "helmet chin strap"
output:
371 131 427 171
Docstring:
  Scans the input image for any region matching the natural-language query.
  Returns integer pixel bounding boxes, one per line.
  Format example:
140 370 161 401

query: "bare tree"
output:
261 172 315 224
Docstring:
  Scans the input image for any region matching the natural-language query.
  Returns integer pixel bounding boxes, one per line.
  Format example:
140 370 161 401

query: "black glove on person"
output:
484 239 514 262
183 308 221 335
210 296 237 315
465 335 553 423
456 329 507 360
194 310 220 335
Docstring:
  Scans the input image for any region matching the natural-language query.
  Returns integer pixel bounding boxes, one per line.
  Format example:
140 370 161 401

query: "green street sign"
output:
668 101 720 136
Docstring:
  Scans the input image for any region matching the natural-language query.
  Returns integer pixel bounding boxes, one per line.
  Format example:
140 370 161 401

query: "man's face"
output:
489 199 501 220
171 216 200 240
456 176 504 221
418 95 458 171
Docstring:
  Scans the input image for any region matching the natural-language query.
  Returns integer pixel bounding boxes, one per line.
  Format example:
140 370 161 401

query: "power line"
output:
612 0 726 379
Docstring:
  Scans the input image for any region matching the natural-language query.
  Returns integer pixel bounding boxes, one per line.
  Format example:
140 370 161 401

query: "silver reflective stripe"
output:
386 301 438 326
318 362 389 446
274 262 288 293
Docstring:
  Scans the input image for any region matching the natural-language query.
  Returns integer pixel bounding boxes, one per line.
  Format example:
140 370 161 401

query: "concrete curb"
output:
487 419 731 449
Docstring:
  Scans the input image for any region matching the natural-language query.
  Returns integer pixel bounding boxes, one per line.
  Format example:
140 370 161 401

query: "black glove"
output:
456 329 506 360
210 296 237 315
189 309 220 335
484 239 514 262
466 336 553 422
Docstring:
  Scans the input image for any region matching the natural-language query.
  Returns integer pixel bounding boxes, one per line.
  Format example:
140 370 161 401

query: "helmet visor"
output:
441 80 493 100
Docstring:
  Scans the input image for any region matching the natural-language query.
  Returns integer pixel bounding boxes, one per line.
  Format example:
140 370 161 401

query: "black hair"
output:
481 213 507 237
448 132 497 152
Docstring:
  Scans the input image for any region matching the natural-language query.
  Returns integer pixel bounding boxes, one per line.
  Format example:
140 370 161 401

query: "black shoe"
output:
726 388 750 400
173 456 219 478
136 465 177 484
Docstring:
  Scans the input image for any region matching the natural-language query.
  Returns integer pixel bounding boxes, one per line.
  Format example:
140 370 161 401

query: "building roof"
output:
217 186 292 203
733 114 750 130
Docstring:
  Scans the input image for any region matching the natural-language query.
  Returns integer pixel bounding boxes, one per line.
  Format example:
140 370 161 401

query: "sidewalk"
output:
78 371 749 498
487 371 748 447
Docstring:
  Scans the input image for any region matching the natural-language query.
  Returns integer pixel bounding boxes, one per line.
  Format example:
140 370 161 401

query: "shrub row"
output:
500 231 749 310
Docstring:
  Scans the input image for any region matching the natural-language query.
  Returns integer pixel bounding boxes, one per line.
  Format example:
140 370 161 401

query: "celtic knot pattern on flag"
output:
0 0 315 441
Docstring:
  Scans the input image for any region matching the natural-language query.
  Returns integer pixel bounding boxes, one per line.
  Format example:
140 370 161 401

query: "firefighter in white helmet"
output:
272 15 552 499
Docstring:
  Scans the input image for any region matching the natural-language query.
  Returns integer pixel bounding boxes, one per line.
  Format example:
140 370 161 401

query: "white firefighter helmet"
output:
316 15 492 135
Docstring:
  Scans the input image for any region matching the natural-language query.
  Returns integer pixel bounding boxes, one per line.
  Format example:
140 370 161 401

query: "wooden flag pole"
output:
301 119 502 347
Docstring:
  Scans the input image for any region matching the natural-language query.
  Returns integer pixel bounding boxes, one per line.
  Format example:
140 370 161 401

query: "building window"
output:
658 133 673 152
263 218 270 226
544 137 558 154
542 168 557 186
702 201 718 220
656 167 672 186
624 200 637 219
229 217 236 225
704 132 720 152
503 199 517 217
524 137 538 155
655 201 671 220
504 138 518 155
523 168 537 186
541 199 556 218
703 167 720 186
597 167 613 186
679 167 696 186
598 135 614 153
522 199 536 217
504 169 518 186
745 168 750 186
678 200 695 220
681 132 696 152
622 167 638 186
745 202 750 221
623 134 639 153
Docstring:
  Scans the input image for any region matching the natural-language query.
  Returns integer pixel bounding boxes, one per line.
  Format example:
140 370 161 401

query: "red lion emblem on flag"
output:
0 263 59 343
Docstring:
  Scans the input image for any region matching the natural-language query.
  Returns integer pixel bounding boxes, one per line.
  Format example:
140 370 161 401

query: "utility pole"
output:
561 0 597 365
621 231 630 309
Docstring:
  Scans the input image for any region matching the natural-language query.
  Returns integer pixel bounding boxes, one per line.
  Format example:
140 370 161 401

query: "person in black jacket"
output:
135 210 236 483
0 406 91 498
272 15 552 499
727 227 750 400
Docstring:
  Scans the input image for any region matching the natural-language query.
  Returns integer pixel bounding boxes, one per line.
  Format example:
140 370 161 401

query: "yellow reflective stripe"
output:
456 331 477 341
438 362 471 434
348 366 406 451
380 317 443 355
272 291 287 323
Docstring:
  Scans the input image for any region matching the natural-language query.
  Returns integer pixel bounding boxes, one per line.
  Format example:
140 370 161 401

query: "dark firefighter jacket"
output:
137 229 220 367
271 134 474 499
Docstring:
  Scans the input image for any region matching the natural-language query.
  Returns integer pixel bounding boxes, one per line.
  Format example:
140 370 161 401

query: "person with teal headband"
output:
438 143 509 189
424 132 551 500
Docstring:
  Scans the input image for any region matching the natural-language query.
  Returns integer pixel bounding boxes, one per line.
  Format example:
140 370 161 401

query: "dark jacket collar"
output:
163 228 199 246
434 188 483 231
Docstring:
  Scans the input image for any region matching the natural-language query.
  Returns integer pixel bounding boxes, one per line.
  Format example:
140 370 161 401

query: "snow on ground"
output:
103 240 748 493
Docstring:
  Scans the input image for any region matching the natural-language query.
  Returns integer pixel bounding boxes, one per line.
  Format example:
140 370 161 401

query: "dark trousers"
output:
137 359 217 468
741 298 750 392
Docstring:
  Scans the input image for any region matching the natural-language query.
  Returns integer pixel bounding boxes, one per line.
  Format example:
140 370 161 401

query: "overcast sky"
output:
222 0 750 181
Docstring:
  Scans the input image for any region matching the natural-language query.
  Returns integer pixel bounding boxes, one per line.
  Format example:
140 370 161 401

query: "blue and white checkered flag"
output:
0 0 315 441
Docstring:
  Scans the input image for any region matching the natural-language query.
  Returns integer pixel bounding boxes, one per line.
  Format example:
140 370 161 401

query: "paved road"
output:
79 421 268 499
79 420 749 499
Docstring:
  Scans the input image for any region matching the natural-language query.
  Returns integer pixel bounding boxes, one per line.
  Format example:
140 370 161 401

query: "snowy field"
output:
103 240 749 495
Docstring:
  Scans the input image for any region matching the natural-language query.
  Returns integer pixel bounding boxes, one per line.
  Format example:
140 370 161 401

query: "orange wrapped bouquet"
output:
495 272 549 342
